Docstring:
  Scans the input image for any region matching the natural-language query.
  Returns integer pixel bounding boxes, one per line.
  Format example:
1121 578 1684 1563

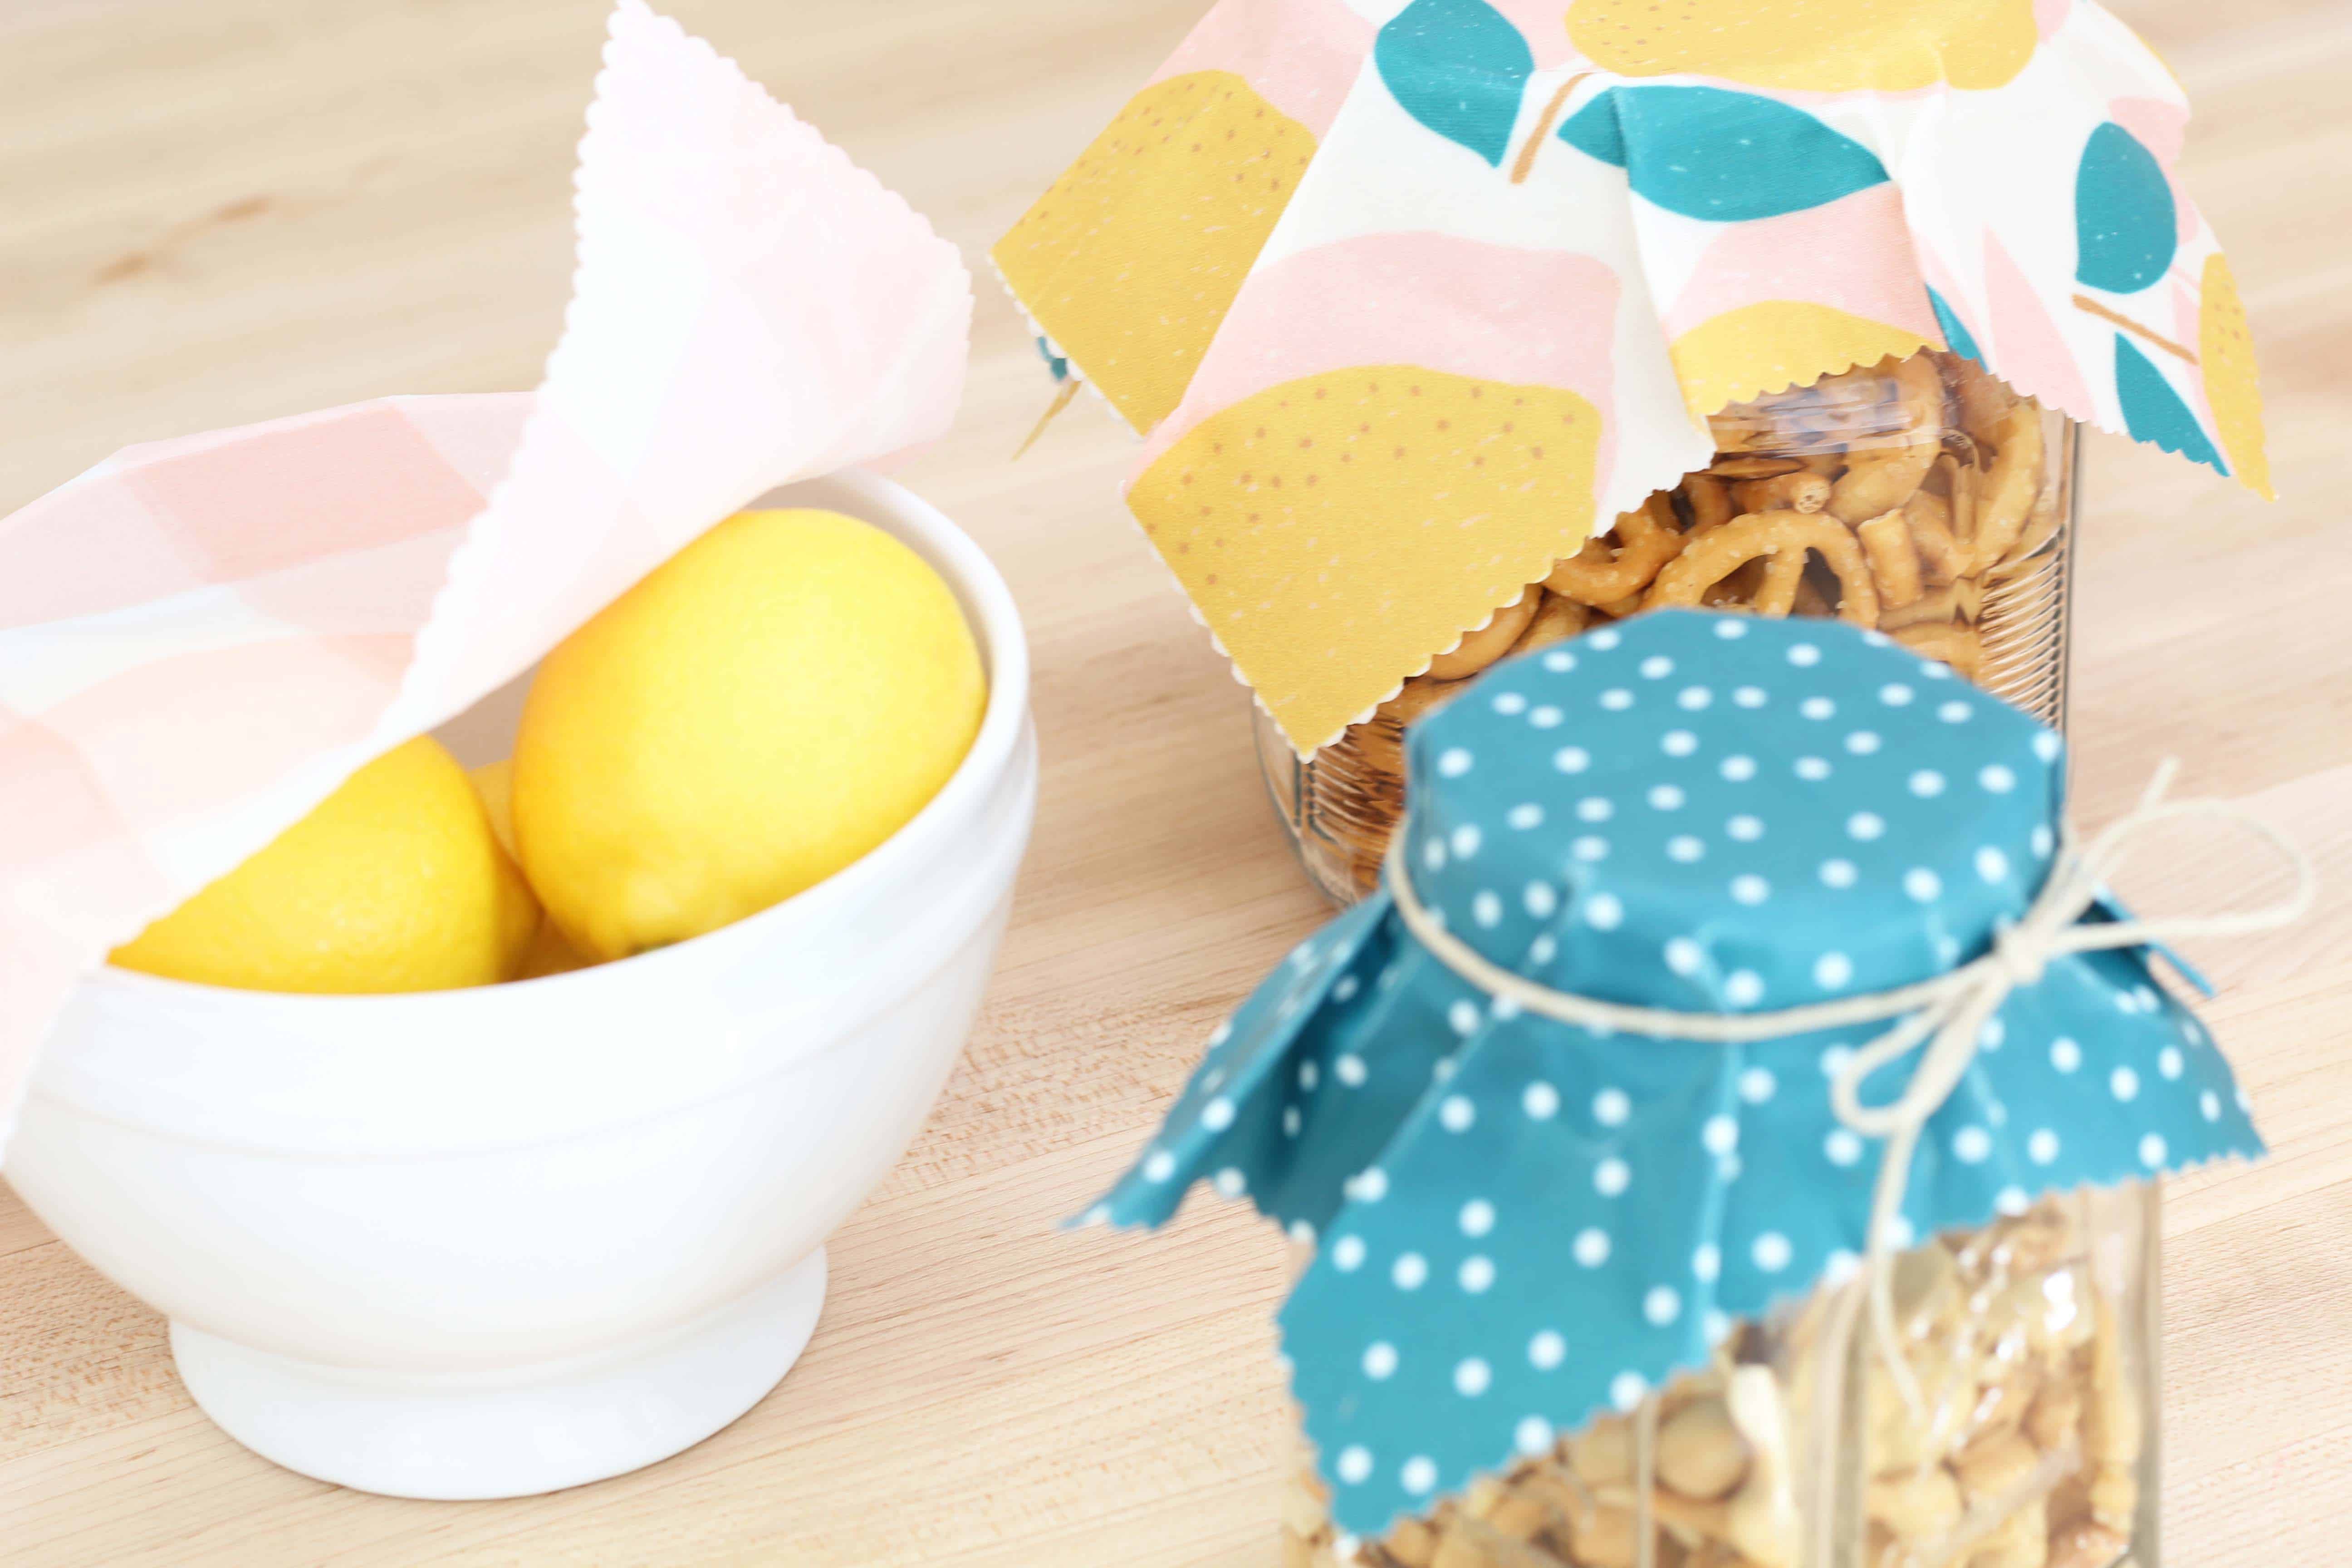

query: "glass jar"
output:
1256 353 2080 906
1280 1185 2159 1568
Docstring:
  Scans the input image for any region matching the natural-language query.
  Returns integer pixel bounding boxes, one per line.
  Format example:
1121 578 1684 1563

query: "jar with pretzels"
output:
1000 1 2271 911
1256 352 2076 906
1088 614 2309 1568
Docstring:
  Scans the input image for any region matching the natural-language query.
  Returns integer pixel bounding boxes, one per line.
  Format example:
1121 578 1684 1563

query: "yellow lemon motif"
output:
1568 0 2039 93
1131 368 1601 751
111 736 539 994
511 509 985 962
993 71 1315 435
1670 302 1934 421
2198 254 2273 499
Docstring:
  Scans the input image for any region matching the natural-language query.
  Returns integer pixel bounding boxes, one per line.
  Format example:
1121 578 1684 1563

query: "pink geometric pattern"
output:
2108 95 2187 169
1661 185 1938 346
1137 232 1624 482
1151 0 1373 135
1982 232 2098 423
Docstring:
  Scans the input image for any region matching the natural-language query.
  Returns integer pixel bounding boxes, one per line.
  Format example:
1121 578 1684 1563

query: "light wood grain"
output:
2 1 2347 1563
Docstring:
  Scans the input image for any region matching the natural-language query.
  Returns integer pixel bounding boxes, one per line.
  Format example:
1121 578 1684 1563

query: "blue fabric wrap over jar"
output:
1084 609 2258 1539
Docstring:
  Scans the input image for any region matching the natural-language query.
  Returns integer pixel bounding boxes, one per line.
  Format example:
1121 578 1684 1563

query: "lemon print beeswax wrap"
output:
997 0 2273 753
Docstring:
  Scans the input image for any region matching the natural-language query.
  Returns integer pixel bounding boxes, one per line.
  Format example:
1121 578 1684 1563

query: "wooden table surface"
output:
3 1 2347 1563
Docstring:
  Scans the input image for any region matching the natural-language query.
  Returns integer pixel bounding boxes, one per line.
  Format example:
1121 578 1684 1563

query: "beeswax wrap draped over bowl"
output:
0 0 971 1152
995 0 2273 754
1086 612 2264 1539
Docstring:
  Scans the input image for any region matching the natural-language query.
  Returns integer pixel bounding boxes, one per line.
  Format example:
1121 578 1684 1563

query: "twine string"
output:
1383 759 2313 1415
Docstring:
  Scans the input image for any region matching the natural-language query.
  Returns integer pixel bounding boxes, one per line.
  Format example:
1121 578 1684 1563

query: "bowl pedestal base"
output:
169 1249 828 1500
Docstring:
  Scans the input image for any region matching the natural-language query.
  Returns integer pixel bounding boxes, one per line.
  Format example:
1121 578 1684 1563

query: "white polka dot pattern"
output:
1088 613 2256 1539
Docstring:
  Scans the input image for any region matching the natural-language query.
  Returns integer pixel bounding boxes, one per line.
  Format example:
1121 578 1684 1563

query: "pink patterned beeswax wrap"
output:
0 0 973 1149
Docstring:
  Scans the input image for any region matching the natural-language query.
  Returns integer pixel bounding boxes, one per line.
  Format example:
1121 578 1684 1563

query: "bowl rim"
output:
78 466 1032 1021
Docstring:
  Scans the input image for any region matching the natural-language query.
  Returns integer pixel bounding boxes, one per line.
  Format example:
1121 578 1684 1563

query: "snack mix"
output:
1305 351 2070 899
1282 1192 2146 1568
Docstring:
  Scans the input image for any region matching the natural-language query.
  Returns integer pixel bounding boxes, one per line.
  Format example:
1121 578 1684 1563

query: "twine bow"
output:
1384 760 2313 1414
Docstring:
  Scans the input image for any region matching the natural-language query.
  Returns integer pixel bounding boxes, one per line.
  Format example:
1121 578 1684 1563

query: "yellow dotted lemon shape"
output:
2198 254 2273 499
1670 301 1934 422
1131 368 1601 751
993 72 1315 435
1568 0 2039 93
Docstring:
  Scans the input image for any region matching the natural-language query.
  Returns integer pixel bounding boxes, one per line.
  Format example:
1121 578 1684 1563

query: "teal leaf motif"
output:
1568 86 1887 221
1376 0 1533 168
2114 333 2225 474
1927 287 1983 363
2075 123 2176 294
1557 92 1626 167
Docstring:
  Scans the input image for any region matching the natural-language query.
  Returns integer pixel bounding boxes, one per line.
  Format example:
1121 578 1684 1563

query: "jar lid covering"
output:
996 0 2274 751
1085 611 2260 1537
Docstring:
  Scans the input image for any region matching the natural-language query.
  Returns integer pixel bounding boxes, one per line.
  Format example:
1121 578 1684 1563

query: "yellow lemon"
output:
1568 0 2039 93
111 736 539 994
994 71 1315 434
511 508 985 961
516 918 597 979
468 758 521 859
468 757 596 979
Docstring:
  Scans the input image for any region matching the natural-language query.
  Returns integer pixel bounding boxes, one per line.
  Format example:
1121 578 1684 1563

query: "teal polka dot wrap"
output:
1086 610 2259 1539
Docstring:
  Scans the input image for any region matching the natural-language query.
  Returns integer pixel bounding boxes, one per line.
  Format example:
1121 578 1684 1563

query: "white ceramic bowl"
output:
4 469 1034 1499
